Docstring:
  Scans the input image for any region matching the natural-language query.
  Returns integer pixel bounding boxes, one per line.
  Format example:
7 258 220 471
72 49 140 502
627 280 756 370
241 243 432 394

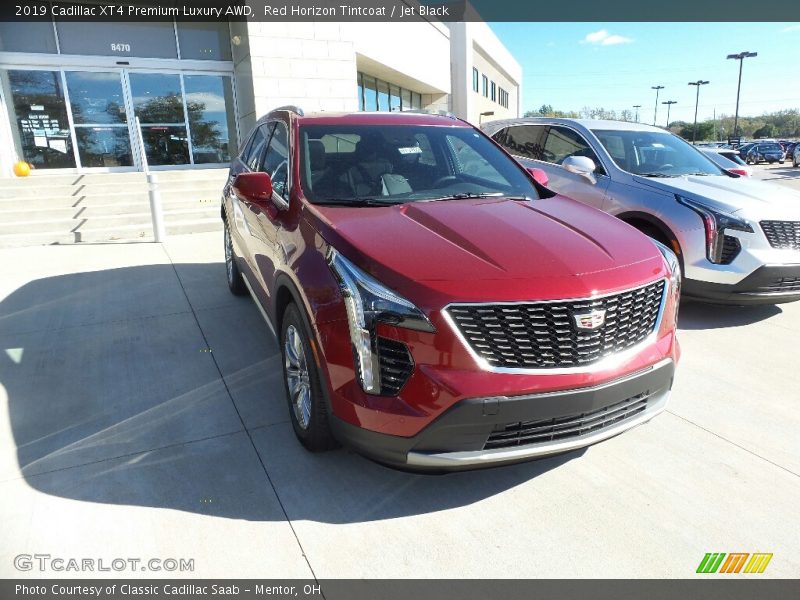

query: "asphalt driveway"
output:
1 204 799 577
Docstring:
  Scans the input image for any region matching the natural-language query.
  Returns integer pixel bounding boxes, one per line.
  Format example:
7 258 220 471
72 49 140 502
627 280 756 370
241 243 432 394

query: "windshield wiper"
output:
636 173 679 178
421 192 533 202
315 197 400 207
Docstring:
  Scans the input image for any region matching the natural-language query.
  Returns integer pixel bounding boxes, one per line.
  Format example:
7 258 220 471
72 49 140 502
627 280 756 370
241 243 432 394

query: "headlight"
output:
651 239 681 324
676 195 753 264
327 248 433 395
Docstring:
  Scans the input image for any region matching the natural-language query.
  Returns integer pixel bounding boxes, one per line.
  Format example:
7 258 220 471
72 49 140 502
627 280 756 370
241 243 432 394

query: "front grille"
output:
755 276 800 294
761 220 800 250
447 280 666 370
720 235 741 264
483 392 650 450
377 337 414 396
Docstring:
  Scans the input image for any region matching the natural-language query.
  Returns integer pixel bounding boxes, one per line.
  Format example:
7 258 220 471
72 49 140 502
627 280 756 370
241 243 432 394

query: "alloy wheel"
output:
224 227 234 284
284 325 312 430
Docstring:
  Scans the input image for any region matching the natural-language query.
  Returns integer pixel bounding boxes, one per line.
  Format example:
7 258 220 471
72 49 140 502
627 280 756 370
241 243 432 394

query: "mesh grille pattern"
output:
377 337 414 396
484 392 649 450
761 221 800 250
448 280 666 370
720 235 741 264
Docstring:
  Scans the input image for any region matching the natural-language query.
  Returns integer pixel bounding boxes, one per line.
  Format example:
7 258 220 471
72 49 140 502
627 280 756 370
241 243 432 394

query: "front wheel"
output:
281 304 338 452
224 224 247 296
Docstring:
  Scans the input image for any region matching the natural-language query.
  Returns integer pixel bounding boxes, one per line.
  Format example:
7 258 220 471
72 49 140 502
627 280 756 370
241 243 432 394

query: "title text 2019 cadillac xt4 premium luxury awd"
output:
221 108 681 471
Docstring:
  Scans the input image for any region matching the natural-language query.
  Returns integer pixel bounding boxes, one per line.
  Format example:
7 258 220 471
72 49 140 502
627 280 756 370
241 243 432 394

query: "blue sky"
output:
488 22 800 123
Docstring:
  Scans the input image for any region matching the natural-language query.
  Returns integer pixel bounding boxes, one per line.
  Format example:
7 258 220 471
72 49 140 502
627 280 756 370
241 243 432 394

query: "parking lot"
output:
1 162 799 579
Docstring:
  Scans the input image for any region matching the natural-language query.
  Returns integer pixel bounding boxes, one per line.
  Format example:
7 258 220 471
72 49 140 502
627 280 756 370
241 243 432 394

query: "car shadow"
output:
0 263 583 524
677 299 783 331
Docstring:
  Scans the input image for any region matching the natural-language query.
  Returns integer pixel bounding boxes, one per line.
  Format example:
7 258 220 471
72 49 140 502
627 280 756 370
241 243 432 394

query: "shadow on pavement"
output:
677 299 782 330
0 263 580 523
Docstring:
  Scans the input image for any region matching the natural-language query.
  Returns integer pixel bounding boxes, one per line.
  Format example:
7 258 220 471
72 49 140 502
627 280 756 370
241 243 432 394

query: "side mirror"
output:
232 172 273 205
562 156 597 182
526 167 549 187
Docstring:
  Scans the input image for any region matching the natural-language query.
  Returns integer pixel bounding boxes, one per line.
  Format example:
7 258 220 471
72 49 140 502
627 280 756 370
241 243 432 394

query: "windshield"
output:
591 129 724 177
298 124 538 205
758 143 782 153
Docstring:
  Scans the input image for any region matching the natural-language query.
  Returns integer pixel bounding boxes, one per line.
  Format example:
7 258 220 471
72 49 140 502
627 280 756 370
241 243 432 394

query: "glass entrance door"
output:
3 66 238 171
64 71 134 169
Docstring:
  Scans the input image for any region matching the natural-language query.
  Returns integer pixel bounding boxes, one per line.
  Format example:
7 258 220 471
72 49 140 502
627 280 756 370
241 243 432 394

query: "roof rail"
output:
271 105 304 117
397 108 459 120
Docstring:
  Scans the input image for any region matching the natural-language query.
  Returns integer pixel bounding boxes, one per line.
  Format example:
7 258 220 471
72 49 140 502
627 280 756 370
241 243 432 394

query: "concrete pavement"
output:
1 215 799 578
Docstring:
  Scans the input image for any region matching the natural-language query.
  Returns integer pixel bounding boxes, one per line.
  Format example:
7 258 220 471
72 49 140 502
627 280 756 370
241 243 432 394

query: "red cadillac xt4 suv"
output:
221 107 681 471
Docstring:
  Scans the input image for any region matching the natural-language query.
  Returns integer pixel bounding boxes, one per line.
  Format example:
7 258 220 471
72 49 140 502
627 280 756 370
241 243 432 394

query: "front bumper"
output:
683 264 800 304
331 357 674 472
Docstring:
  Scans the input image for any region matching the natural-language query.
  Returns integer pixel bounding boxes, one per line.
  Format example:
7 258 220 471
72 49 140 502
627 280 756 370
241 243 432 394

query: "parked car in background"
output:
701 148 753 177
784 142 798 162
221 108 681 471
794 143 800 168
745 142 785 164
483 117 800 305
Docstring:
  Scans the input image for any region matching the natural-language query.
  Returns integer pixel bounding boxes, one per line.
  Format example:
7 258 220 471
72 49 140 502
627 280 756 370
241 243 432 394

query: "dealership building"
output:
0 11 521 177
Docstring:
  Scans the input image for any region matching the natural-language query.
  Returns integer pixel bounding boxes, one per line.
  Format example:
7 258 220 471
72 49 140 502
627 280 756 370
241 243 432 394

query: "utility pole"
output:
688 80 710 143
633 104 642 123
726 51 757 138
662 100 677 129
652 86 664 126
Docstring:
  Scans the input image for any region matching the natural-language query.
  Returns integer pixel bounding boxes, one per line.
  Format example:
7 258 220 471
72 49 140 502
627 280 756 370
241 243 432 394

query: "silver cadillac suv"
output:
483 118 800 304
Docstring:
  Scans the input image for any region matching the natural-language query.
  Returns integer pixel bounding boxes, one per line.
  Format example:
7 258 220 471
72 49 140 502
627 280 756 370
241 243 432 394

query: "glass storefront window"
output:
65 72 127 125
357 72 423 113
129 73 185 124
56 16 177 59
140 125 189 166
0 22 58 53
177 22 232 61
2 69 76 169
401 89 411 111
183 74 237 163
389 85 401 112
377 80 389 112
357 73 364 112
363 75 377 112
74 127 133 168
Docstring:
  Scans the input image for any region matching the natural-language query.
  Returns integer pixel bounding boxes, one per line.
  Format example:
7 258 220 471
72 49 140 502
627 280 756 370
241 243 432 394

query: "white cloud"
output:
581 29 634 46
781 24 800 33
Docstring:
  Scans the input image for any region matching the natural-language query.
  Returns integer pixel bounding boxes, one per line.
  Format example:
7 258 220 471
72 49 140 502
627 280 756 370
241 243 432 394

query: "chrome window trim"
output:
442 278 670 375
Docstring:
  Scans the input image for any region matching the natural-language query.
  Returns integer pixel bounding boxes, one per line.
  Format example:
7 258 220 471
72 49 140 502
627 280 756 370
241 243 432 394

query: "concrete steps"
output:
0 168 228 247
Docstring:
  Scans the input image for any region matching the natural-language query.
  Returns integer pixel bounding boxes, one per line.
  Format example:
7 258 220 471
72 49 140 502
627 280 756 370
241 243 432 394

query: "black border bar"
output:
1 0 799 22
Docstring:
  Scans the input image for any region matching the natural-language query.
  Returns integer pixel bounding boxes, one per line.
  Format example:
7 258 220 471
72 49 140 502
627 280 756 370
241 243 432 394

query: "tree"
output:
752 123 777 139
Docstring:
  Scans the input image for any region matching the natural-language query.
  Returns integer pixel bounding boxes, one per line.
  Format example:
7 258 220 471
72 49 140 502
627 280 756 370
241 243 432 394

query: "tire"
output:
224 224 248 296
281 303 337 452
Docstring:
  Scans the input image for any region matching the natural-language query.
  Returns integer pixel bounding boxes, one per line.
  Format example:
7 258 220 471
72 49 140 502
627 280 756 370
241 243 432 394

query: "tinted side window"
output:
492 125 547 160
544 126 605 175
244 124 271 171
262 122 290 200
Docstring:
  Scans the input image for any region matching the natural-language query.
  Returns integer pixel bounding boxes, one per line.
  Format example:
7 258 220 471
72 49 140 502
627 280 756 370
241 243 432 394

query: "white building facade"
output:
0 12 521 177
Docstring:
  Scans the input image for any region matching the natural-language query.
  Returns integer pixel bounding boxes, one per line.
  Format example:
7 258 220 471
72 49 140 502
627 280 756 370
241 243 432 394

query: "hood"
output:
634 174 800 218
305 196 665 304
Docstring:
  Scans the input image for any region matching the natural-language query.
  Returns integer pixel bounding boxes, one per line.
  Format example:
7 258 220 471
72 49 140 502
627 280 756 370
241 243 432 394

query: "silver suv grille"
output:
761 220 800 250
447 280 666 370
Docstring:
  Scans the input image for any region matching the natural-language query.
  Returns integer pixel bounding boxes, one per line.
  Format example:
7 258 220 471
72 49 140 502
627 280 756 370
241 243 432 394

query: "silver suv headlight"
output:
676 195 753 264
327 248 434 395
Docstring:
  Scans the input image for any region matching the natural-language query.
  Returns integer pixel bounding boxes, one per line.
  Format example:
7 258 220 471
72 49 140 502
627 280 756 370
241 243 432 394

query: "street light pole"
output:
688 80 710 143
633 104 642 122
726 51 757 138
651 86 664 125
662 100 677 128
